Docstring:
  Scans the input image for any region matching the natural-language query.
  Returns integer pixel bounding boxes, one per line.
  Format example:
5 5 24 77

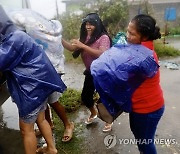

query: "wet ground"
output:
0 39 180 154
70 62 180 154
166 37 180 50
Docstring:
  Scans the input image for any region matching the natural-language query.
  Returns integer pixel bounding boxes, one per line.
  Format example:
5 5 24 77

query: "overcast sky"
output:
1 0 66 19
30 0 66 19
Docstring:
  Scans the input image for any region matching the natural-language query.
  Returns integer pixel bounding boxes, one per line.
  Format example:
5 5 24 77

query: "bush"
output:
169 27 180 35
59 13 82 40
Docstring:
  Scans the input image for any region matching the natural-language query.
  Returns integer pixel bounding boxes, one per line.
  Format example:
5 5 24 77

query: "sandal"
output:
102 123 113 132
85 115 97 125
62 122 74 142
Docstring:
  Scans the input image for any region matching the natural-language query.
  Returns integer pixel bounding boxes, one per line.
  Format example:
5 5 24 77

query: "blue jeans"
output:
129 105 165 154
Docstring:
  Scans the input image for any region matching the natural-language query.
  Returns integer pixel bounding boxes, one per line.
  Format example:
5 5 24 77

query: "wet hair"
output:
131 14 161 40
79 13 112 46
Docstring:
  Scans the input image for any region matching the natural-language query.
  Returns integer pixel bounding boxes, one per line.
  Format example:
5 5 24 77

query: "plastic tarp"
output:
112 32 127 45
7 9 65 74
91 44 159 116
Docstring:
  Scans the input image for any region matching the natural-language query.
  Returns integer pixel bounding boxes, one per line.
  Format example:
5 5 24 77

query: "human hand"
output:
71 39 85 49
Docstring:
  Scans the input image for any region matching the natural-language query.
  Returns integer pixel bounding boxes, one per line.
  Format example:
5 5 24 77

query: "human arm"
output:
71 39 103 57
61 38 78 51
71 35 111 58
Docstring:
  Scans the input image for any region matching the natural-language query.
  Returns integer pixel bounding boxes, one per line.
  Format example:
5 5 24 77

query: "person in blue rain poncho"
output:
0 5 66 154
8 8 74 142
91 14 164 154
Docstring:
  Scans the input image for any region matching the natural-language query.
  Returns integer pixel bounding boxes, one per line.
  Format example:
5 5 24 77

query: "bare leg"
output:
89 106 97 118
50 101 74 142
19 120 37 154
45 104 54 128
36 111 57 154
50 101 72 129
85 106 98 124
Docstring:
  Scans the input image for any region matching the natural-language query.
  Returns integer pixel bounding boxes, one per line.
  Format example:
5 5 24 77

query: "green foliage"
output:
81 0 129 37
59 88 82 112
169 27 180 35
59 0 129 40
59 13 82 40
155 41 180 58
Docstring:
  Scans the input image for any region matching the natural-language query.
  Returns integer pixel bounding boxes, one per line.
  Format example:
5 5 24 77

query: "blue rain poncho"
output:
91 44 159 117
0 6 66 117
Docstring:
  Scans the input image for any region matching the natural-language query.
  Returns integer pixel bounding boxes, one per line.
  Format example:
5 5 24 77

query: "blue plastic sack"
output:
91 44 159 117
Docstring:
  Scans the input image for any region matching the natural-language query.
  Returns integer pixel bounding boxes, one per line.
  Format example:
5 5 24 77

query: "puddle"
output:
0 97 23 154
1 97 19 130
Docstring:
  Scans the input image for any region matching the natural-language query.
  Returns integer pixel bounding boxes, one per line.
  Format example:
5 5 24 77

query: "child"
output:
0 5 66 154
62 13 113 132
91 14 164 154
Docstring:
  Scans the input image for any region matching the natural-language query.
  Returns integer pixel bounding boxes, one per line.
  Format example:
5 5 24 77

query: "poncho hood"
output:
0 5 17 42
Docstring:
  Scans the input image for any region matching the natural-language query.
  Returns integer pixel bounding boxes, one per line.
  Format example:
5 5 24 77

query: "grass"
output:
59 88 82 112
52 117 86 154
154 40 180 58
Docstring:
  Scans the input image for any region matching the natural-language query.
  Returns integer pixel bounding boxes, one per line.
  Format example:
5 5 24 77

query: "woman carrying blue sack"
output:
0 5 66 154
91 14 164 154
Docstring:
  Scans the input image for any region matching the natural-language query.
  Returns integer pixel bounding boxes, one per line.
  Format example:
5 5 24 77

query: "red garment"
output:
132 41 164 113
